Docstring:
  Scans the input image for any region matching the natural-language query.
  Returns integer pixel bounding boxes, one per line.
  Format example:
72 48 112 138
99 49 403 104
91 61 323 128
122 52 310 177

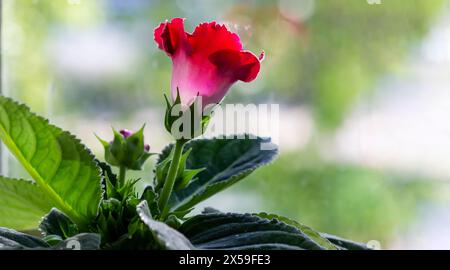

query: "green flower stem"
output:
159 140 186 219
119 166 126 188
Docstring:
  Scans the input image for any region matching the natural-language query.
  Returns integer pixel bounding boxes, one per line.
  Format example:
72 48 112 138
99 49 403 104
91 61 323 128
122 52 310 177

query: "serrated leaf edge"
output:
0 96 104 225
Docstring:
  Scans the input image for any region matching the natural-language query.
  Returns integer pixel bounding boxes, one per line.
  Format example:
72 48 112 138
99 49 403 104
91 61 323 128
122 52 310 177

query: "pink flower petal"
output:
154 18 263 107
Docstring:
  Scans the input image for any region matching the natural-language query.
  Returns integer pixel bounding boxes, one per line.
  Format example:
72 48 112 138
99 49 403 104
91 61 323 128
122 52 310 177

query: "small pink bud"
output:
120 129 133 138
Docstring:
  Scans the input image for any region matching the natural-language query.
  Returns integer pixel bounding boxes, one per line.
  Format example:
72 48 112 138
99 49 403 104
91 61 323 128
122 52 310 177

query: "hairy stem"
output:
119 166 126 188
159 140 185 219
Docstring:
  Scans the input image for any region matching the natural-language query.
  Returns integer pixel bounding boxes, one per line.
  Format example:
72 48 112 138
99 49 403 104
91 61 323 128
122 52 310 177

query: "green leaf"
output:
255 212 337 250
43 234 64 246
178 212 325 250
0 228 100 250
0 227 49 249
0 237 23 249
158 136 278 213
175 168 205 191
39 208 79 239
141 186 160 217
0 177 53 230
54 233 101 250
136 201 193 250
97 160 120 200
0 96 103 225
320 233 372 250
154 154 171 191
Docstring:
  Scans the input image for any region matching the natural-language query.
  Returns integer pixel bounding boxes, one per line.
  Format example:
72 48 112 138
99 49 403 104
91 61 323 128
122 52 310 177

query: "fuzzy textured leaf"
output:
39 208 79 239
0 227 49 249
255 212 337 250
0 177 53 230
0 96 103 225
54 233 101 250
178 212 325 250
0 228 100 250
320 233 372 250
158 136 278 213
136 201 193 250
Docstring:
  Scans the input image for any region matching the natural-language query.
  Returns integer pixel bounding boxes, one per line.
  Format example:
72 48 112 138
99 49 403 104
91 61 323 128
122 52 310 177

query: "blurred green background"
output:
3 0 450 249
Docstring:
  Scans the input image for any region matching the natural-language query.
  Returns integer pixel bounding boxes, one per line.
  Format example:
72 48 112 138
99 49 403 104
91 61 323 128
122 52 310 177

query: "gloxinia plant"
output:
0 18 370 250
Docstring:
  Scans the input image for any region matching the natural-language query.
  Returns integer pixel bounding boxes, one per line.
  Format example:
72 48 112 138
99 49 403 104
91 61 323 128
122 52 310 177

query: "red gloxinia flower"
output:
154 18 264 108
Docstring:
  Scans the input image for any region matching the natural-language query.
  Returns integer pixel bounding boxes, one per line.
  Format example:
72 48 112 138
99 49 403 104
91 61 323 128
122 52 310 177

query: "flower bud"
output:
119 129 133 138
163 90 212 140
96 126 152 170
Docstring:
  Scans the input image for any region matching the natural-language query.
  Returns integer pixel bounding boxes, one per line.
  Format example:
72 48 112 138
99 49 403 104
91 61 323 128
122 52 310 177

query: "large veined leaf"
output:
0 177 53 230
255 212 370 250
178 212 325 250
136 201 193 250
0 96 102 225
255 212 337 250
158 136 278 213
0 227 100 250
53 233 101 250
320 233 372 250
0 227 49 249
